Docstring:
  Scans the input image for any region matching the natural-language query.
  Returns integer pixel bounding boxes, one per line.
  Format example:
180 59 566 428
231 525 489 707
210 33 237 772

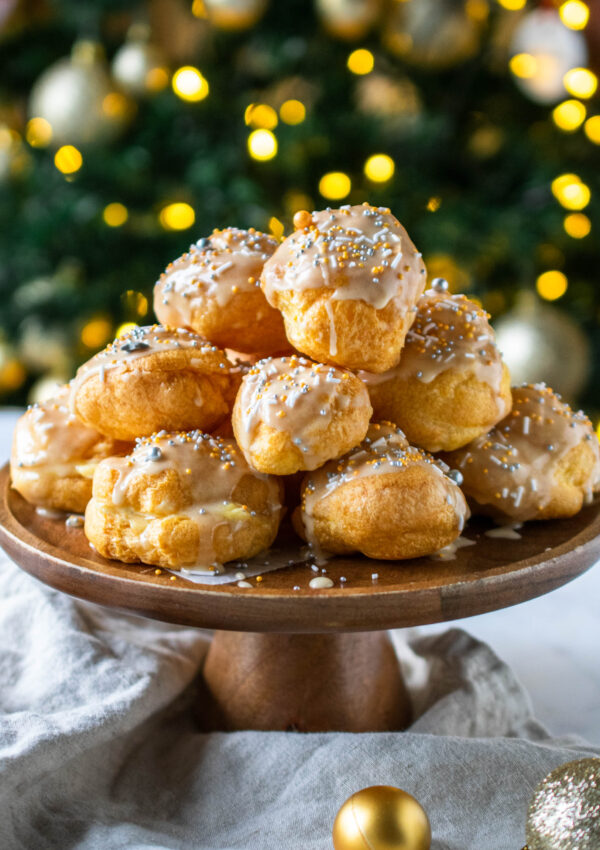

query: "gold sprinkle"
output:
154 569 162 575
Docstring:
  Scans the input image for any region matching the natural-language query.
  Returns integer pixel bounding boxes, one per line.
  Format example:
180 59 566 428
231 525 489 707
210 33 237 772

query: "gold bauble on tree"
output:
525 758 600 850
202 0 268 30
316 0 381 41
332 785 431 850
29 40 130 147
384 0 485 69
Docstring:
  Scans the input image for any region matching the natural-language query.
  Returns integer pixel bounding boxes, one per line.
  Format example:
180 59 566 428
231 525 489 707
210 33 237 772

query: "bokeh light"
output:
347 49 374 75
497 0 526 8
319 171 351 200
159 202 196 230
81 317 112 348
245 104 278 129
563 68 597 99
584 115 600 144
564 213 591 238
269 217 285 239
116 322 138 337
364 154 395 182
509 53 537 79
279 100 306 125
25 117 52 148
54 145 82 174
536 270 568 301
172 66 209 102
552 99 586 131
559 0 589 30
103 203 128 227
551 173 591 210
247 129 278 160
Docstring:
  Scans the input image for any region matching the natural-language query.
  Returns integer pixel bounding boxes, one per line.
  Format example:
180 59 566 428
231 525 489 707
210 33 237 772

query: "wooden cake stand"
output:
1 464 599 733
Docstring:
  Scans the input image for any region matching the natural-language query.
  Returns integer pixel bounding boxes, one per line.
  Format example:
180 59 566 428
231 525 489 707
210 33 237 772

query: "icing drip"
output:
155 227 279 326
69 325 227 404
358 290 508 415
11 386 110 475
98 430 280 570
237 355 366 468
261 203 426 312
448 383 600 521
301 422 468 559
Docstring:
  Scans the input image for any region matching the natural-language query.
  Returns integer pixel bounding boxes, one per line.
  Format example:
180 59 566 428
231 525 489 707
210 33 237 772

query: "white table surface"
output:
1 408 598 743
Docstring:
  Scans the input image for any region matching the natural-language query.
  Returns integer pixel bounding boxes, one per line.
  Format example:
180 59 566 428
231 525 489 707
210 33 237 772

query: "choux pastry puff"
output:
85 430 284 570
360 280 512 451
260 203 427 373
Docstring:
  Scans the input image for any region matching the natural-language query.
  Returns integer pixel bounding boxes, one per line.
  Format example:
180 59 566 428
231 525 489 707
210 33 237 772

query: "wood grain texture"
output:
1 464 599 634
199 630 411 731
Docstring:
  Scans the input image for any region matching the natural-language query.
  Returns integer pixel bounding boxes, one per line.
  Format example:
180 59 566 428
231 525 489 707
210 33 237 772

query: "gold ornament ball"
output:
203 0 268 31
332 785 431 850
526 758 600 850
316 0 381 41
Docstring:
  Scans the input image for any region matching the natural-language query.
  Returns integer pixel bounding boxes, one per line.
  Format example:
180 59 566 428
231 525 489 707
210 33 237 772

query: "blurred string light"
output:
559 0 589 30
536 270 568 301
247 129 277 160
25 117 52 148
552 99 586 131
564 213 591 238
122 290 149 316
426 196 441 212
279 100 306 125
563 67 597 99
102 92 130 118
347 49 374 75
364 154 395 182
103 203 128 227
269 217 285 239
81 317 112 348
116 322 138 337
551 173 591 210
509 53 537 79
146 67 170 93
172 66 209 102
496 0 526 10
319 171 351 200
245 103 278 129
584 115 600 143
54 145 82 174
159 202 195 230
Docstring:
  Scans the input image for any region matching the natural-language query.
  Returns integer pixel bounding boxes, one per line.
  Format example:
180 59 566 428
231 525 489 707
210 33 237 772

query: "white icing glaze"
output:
154 227 279 325
431 535 476 561
236 355 369 469
261 203 426 312
309 576 334 588
448 383 600 521
484 524 522 539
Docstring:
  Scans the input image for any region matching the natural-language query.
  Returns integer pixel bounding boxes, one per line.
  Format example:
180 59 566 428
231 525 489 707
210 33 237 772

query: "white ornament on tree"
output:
509 8 587 104
112 24 169 96
29 40 130 146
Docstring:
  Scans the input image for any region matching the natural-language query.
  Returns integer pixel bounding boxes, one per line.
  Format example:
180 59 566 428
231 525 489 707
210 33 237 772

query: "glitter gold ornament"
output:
526 758 600 850
332 785 431 850
203 0 268 30
316 0 381 40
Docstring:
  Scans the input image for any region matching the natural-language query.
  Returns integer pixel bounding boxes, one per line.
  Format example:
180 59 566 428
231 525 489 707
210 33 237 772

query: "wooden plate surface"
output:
1 464 599 633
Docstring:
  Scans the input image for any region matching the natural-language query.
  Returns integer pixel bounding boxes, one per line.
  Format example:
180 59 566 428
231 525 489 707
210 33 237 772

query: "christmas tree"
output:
0 0 598 423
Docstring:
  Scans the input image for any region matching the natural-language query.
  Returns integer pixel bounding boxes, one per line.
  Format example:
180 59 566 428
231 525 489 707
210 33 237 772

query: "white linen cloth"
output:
1 551 598 850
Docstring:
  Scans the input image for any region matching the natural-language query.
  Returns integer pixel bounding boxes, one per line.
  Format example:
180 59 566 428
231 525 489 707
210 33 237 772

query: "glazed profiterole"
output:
154 228 289 354
70 325 238 441
11 386 128 514
232 355 372 475
296 422 470 560
443 383 600 522
260 203 427 373
360 281 512 452
85 430 283 570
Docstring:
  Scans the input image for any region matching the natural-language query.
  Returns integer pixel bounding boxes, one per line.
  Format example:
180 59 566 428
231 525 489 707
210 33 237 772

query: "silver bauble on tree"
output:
526 758 600 850
29 40 130 146
509 8 587 104
494 293 589 402
112 23 169 96
384 0 485 69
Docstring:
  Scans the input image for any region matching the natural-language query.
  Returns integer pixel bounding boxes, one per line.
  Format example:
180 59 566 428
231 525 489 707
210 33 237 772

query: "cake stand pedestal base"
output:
198 630 411 732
